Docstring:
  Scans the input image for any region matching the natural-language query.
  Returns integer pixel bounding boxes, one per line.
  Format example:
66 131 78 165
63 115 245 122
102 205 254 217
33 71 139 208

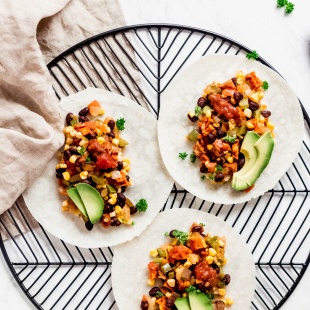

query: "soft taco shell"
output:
112 208 255 309
158 54 304 204
23 88 173 248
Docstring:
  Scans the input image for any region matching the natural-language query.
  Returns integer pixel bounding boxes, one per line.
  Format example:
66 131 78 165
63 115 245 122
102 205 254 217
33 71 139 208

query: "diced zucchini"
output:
161 263 172 274
157 248 166 258
187 129 199 142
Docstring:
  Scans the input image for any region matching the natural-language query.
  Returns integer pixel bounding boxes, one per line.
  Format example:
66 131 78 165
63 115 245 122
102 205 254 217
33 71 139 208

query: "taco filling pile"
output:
187 71 274 191
55 100 147 231
141 223 232 310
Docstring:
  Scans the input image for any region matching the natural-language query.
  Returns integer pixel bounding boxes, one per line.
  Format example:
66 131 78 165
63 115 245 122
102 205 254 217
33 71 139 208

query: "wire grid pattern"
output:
0 25 309 310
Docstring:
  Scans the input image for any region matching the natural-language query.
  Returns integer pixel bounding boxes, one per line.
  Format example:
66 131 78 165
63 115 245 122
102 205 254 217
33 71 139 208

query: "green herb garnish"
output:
262 81 269 90
186 285 200 293
216 164 223 172
205 292 214 300
70 119 78 126
209 173 215 181
155 291 164 298
132 221 135 226
85 157 91 163
199 223 205 226
179 152 188 160
285 2 294 13
201 175 206 180
246 50 259 60
194 106 202 116
164 232 169 236
222 135 236 143
77 146 85 156
190 153 197 163
277 0 287 7
172 230 189 245
136 198 148 213
116 117 126 130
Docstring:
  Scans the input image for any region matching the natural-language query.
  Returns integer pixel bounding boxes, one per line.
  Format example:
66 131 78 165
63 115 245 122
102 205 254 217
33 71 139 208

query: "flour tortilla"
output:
23 88 173 248
158 54 304 204
112 208 255 309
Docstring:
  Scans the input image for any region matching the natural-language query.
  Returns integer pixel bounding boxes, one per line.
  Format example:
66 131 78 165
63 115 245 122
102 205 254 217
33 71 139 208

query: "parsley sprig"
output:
200 175 206 180
136 198 148 213
179 152 188 160
155 291 164 298
246 50 259 60
77 146 85 156
194 106 202 116
170 230 189 245
277 0 295 14
190 153 197 163
262 81 269 90
116 117 126 130
222 135 236 143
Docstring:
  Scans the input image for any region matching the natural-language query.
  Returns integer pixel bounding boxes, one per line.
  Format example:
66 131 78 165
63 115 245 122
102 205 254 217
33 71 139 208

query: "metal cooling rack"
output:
0 24 309 310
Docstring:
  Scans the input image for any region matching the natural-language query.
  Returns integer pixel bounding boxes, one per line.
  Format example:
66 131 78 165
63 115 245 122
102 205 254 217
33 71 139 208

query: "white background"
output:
1 0 309 309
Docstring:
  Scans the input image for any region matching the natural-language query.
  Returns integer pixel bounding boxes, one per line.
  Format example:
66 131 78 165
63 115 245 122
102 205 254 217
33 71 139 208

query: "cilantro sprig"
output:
222 135 236 143
216 164 223 172
262 81 269 90
85 157 91 163
179 152 188 160
194 106 202 116
277 0 295 14
246 50 259 60
136 198 148 213
190 153 197 163
116 117 126 130
155 291 164 298
77 146 85 156
185 285 199 293
200 175 206 180
170 230 189 245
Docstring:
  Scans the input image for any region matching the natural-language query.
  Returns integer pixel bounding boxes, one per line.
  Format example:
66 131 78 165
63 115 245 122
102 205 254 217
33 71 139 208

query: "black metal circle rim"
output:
0 23 309 310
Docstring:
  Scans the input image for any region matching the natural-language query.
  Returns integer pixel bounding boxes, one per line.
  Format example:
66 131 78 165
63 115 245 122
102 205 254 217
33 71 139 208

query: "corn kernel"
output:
123 162 129 167
150 249 159 258
66 137 73 145
109 193 117 198
267 121 274 130
64 126 74 134
104 172 112 178
244 108 252 118
208 248 217 256
95 128 102 136
258 92 264 99
62 172 70 181
75 131 83 139
226 156 234 164
167 279 176 287
97 137 105 144
56 164 60 169
206 256 214 264
226 298 234 305
69 130 77 137
99 109 105 115
222 258 228 265
123 158 130 163
184 261 191 268
207 144 213 150
69 155 78 163
64 144 70 150
218 289 226 296
196 279 203 284
182 293 188 298
108 198 117 205
250 92 260 103
112 138 119 146
166 292 172 298
218 239 225 247
147 279 155 286
167 246 173 252
124 165 130 172
59 164 67 169
80 171 88 180
188 111 195 118
236 71 245 79
115 205 122 214
62 200 68 208
205 110 212 118
236 77 244 84
246 121 255 129
101 188 108 198
103 124 111 134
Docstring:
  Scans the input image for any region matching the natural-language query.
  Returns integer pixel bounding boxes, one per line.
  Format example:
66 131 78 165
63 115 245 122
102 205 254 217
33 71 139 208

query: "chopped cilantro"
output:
77 146 85 155
132 221 135 226
285 2 294 13
136 198 148 213
190 153 197 163
200 175 206 180
194 106 202 116
216 164 223 172
222 135 236 143
277 0 287 7
164 232 169 236
172 230 189 245
246 50 259 60
262 81 269 90
85 157 91 163
179 152 188 160
70 119 78 126
199 223 205 226
209 173 215 181
205 292 214 300
155 291 164 298
116 117 126 130
185 285 200 293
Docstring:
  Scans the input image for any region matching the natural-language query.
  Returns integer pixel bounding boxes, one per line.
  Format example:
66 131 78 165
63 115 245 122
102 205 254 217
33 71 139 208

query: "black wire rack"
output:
0 24 309 310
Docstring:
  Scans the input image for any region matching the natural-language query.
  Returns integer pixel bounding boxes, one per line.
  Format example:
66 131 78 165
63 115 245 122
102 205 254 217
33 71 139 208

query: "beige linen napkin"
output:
0 0 128 240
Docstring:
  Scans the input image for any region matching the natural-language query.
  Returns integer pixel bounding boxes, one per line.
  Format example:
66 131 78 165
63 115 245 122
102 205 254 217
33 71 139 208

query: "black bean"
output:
231 77 237 85
248 100 259 111
238 158 245 170
206 133 216 144
233 91 243 101
79 115 89 123
196 283 206 292
140 300 149 310
64 150 71 160
117 193 126 203
126 175 130 181
85 221 93 231
104 203 115 214
108 119 115 130
110 217 121 226
169 230 176 238
166 298 174 308
78 107 89 116
214 173 224 182
107 131 115 139
86 132 97 140
69 147 79 155
223 274 231 285
56 168 66 173
149 287 160 297
197 97 207 108
121 186 127 193
66 112 73 125
217 127 226 139
117 161 123 171
261 110 271 118
187 113 198 122
81 179 92 185
200 165 208 173
130 206 138 215
191 225 203 233
56 173 63 179
210 264 220 274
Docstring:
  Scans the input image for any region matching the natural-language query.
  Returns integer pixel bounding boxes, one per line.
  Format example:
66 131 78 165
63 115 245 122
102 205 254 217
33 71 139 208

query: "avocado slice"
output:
175 297 191 310
232 131 260 188
188 291 212 310
67 188 88 218
233 132 274 191
76 183 104 224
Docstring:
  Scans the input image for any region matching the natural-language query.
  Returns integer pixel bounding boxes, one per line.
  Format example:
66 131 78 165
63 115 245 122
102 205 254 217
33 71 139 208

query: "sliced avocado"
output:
188 291 212 310
67 188 88 218
75 183 104 224
233 132 274 191
175 297 191 310
232 131 260 188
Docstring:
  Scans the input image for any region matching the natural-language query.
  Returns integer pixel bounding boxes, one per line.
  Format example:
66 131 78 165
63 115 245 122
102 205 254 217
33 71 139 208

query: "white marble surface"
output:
1 0 309 309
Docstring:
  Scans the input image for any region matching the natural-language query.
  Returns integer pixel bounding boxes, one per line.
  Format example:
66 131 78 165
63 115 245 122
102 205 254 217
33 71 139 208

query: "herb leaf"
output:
205 292 214 300
262 81 269 90
185 285 199 293
77 146 85 155
190 153 197 163
164 232 169 236
222 135 236 143
179 152 188 160
277 0 287 7
116 117 126 130
209 173 215 181
85 157 91 163
199 223 205 226
216 164 223 172
285 2 294 13
246 50 259 60
155 291 164 298
194 106 202 116
201 175 206 180
172 230 189 245
136 198 148 213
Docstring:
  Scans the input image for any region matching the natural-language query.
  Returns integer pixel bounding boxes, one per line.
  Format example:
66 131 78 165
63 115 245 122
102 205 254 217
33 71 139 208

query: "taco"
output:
23 88 173 248
112 208 255 309
158 54 303 204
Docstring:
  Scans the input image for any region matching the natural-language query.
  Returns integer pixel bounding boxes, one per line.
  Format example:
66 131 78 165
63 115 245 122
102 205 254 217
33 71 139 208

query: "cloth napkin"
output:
0 0 127 239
